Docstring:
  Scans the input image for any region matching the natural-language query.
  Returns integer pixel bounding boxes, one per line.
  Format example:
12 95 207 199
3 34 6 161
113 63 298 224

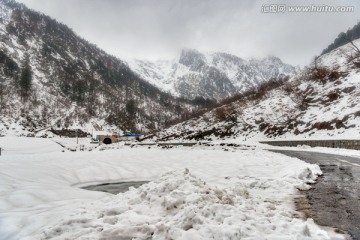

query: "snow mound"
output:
40 168 329 240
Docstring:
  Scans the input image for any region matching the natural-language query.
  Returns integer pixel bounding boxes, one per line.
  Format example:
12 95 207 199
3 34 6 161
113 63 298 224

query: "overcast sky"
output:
16 0 360 66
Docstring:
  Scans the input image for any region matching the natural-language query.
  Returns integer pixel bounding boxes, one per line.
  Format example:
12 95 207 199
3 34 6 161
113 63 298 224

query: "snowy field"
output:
0 137 346 240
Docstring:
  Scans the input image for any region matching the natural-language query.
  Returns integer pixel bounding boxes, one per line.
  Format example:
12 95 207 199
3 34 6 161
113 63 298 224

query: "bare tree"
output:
314 55 319 70
337 36 360 64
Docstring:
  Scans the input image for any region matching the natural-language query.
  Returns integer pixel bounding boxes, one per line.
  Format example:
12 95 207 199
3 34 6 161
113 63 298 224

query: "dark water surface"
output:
82 181 149 194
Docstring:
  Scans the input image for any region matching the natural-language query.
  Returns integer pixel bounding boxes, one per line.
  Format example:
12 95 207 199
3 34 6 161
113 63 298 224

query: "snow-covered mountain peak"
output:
129 49 296 100
210 52 245 65
178 48 206 71
0 1 13 24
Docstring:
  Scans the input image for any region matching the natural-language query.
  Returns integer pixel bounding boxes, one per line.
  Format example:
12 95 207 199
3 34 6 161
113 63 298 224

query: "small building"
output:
92 131 144 144
92 131 119 145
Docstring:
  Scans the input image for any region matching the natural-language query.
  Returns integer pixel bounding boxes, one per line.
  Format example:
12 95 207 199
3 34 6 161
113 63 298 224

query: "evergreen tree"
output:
19 54 32 101
322 21 360 55
0 82 5 111
125 99 137 131
126 99 137 117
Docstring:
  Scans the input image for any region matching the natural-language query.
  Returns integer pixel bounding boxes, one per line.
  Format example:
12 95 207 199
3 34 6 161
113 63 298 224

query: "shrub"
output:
335 119 345 129
354 60 360 68
214 107 227 121
310 67 330 82
328 71 341 81
327 91 340 102
312 121 334 130
283 82 294 94
309 67 344 84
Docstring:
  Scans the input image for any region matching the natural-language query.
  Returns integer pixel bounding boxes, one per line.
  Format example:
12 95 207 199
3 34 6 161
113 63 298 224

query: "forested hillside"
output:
0 0 196 135
321 21 360 55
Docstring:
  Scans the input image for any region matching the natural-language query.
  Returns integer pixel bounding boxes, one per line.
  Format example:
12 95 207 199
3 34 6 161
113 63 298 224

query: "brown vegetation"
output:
309 67 345 84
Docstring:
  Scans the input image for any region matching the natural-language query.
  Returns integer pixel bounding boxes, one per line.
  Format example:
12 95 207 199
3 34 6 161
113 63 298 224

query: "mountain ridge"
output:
0 0 196 136
127 49 296 101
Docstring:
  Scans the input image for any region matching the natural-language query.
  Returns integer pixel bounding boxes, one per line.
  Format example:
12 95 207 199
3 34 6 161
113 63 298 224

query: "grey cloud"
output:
17 0 360 66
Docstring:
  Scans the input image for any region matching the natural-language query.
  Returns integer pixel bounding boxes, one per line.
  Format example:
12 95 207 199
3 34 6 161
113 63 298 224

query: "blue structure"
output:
123 133 143 137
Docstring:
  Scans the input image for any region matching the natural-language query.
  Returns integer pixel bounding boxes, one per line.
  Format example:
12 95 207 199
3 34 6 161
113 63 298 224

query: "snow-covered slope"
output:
157 39 360 141
0 0 195 136
128 49 296 100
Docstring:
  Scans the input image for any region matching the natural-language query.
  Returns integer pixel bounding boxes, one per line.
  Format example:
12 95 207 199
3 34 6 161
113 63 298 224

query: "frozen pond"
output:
81 181 149 194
